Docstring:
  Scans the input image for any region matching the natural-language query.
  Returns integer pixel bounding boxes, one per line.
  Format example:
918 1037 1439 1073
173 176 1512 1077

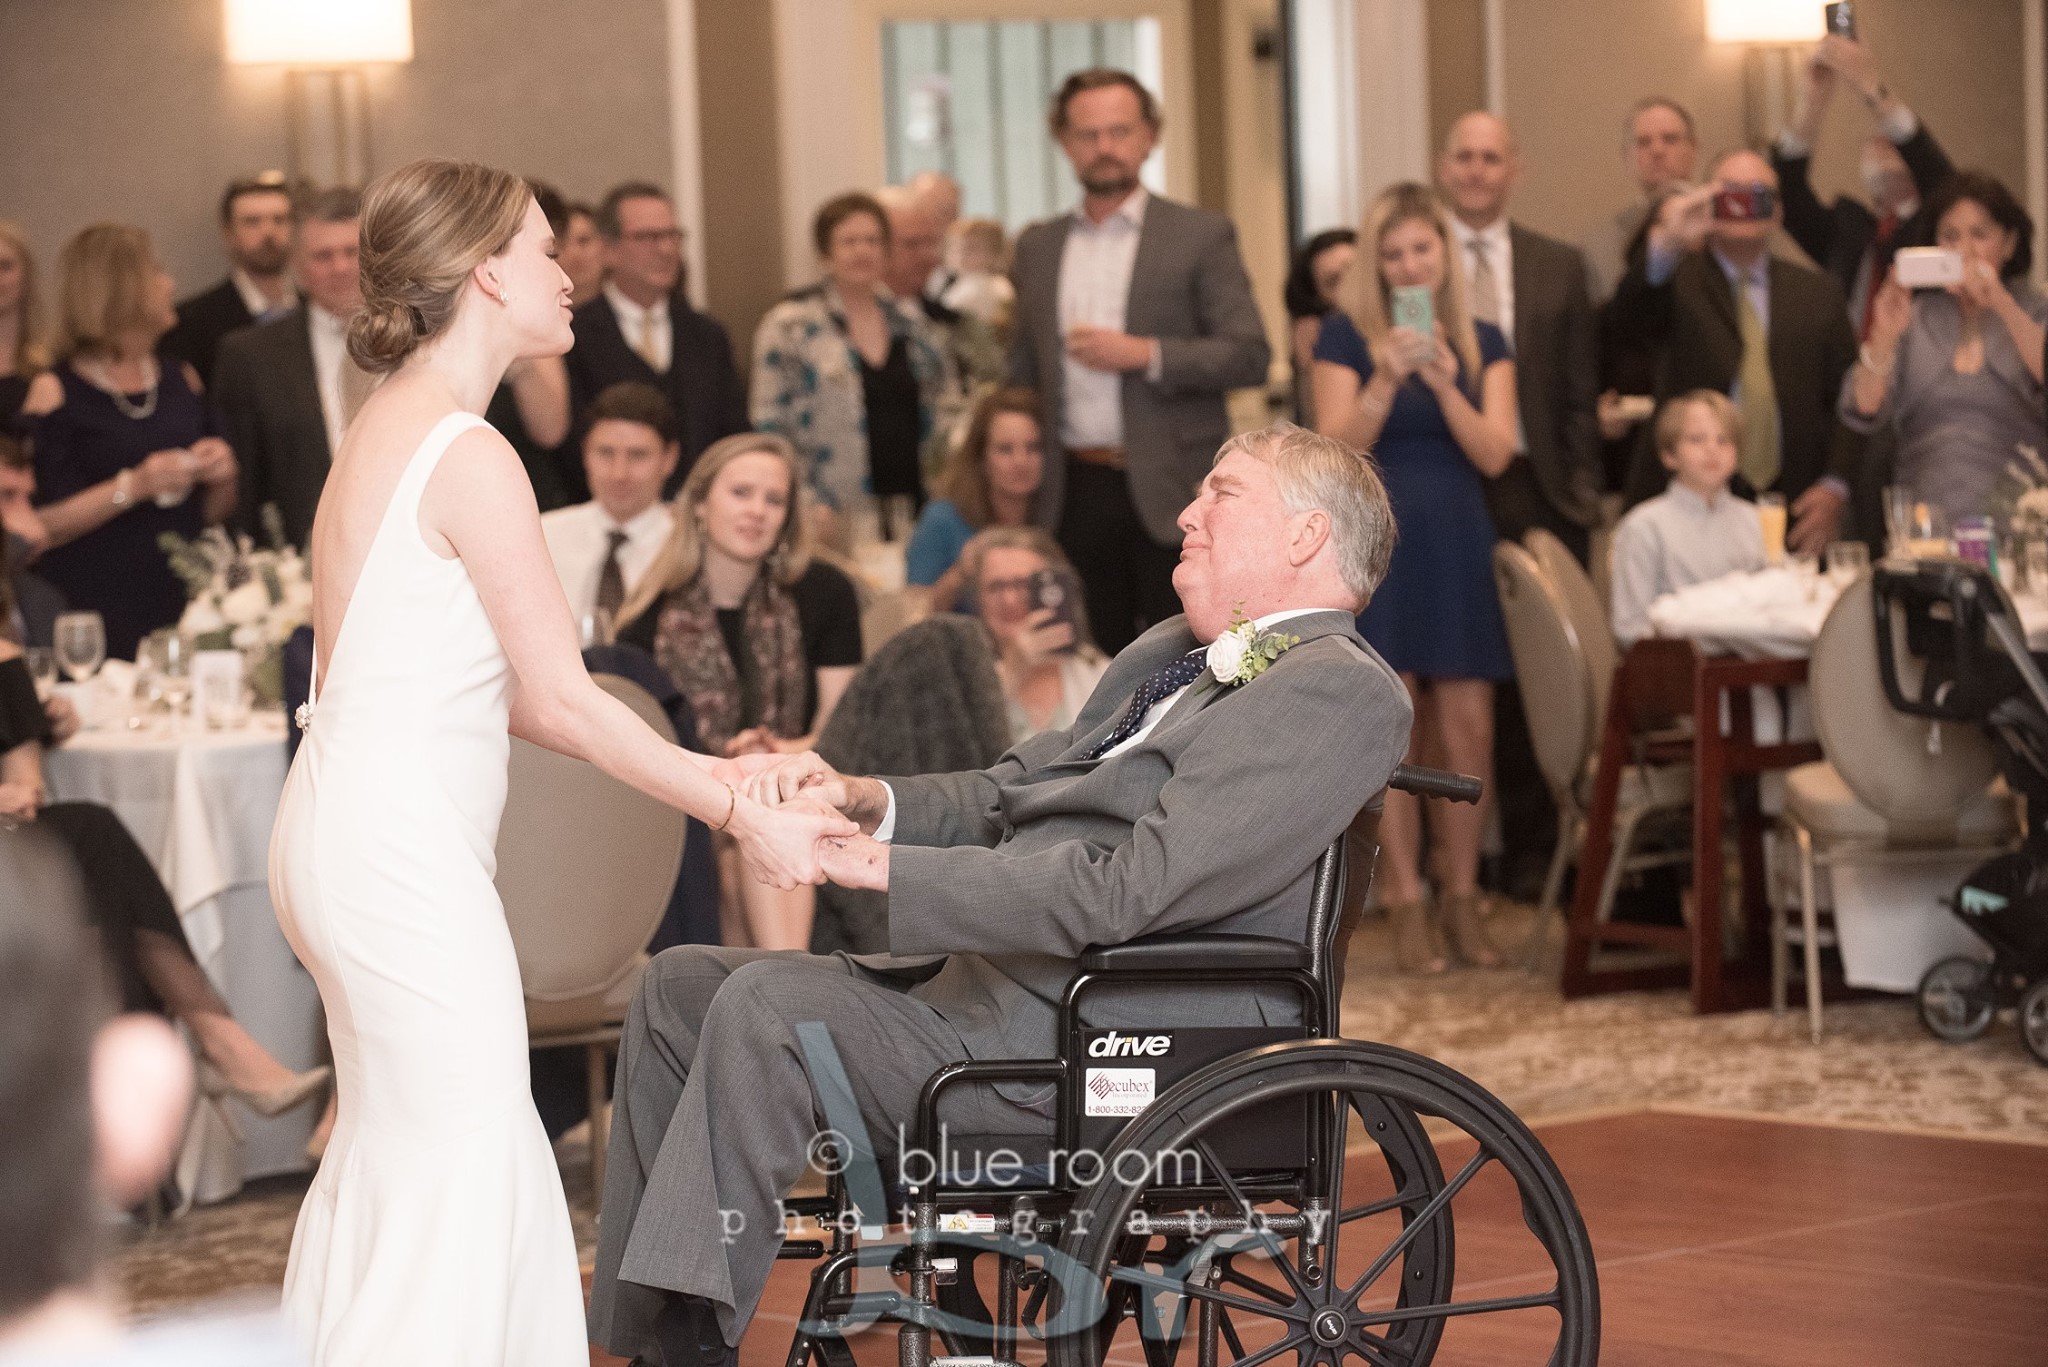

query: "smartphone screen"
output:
1390 285 1435 361
1712 184 1777 221
1825 2 1856 39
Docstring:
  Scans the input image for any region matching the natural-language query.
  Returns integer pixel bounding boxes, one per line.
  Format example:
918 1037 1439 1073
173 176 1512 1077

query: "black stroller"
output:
1870 560 2048 1063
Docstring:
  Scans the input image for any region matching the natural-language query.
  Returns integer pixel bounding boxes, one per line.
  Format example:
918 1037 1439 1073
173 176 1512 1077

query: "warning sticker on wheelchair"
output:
1084 1067 1157 1116
938 1212 997 1234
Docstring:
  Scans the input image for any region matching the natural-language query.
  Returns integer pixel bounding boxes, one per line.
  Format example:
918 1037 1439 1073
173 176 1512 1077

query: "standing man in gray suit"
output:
1436 112 1602 562
1009 69 1270 654
587 425 1410 1367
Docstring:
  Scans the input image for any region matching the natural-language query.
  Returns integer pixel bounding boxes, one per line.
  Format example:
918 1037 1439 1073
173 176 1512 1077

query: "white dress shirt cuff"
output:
1774 127 1813 161
1880 104 1920 145
1145 339 1163 383
873 781 897 843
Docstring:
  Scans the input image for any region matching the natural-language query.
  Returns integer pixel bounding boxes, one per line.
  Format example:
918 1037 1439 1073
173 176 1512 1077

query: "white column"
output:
1352 0 1432 203
1483 0 1507 117
664 0 709 309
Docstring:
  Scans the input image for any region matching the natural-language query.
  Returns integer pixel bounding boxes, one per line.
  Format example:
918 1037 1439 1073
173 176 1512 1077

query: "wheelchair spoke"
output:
1193 1138 1266 1230
1312 1095 1348 1280
1221 1328 1310 1367
1219 1308 1248 1358
1108 1263 1309 1325
1337 1183 1430 1225
1217 1259 1295 1307
1342 1150 1492 1306
1351 1289 1563 1329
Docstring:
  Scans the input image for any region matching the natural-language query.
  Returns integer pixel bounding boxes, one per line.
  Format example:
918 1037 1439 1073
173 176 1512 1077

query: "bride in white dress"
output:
268 159 852 1366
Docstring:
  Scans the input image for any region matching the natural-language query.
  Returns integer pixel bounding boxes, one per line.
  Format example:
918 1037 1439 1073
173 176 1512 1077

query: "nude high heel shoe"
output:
1442 892 1502 968
1387 899 1449 975
199 1061 333 1117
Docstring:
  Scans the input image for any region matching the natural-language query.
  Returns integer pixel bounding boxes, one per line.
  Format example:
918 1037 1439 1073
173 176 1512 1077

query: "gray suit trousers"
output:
586 946 1043 1359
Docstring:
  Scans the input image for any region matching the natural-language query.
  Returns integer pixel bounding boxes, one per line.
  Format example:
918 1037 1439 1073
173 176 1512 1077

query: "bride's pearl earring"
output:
496 289 511 305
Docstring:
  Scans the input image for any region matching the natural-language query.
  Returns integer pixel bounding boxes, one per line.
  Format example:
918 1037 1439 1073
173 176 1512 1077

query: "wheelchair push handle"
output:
1388 764 1483 804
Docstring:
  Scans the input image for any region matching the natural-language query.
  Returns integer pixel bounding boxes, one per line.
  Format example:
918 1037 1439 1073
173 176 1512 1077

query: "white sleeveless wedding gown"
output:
269 411 586 1365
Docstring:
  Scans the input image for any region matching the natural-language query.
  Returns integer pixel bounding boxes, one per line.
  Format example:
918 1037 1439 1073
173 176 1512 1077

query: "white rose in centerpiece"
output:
230 623 266 650
182 598 227 635
284 578 314 612
1206 628 1249 684
221 581 271 626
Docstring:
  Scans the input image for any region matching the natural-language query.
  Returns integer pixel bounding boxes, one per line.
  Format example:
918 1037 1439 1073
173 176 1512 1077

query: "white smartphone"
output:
1893 247 1965 290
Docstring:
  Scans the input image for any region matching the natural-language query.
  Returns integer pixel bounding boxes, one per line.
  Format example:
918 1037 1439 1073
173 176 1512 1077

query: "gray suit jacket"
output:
1507 224 1603 530
1008 196 1271 544
874 608 1410 1089
212 309 331 549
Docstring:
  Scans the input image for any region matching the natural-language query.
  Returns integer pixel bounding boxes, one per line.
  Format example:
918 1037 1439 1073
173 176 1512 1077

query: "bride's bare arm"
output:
421 427 851 885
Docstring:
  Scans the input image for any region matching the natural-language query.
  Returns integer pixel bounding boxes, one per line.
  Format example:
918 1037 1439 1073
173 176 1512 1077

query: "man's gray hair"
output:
295 185 362 226
1215 423 1397 605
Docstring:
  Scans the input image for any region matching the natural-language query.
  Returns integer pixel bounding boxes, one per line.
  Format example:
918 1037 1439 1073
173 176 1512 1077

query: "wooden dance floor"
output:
591 1109 2048 1367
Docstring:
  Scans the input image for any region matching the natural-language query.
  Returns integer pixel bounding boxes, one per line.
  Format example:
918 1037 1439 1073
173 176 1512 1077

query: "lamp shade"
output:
225 0 414 65
1705 0 1826 44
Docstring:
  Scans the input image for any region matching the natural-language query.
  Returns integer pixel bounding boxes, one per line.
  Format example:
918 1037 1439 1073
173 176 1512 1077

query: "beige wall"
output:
1497 0 2031 259
0 0 674 305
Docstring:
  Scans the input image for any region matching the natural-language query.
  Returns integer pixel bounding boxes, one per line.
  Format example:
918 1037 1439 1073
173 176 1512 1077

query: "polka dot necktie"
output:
1083 649 1209 760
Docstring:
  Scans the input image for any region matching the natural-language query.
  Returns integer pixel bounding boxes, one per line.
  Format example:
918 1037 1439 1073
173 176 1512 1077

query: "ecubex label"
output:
1084 1067 1156 1116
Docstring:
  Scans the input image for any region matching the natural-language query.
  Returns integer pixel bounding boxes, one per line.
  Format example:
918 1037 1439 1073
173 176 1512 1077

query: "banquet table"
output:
1568 565 2048 1010
42 703 322 1205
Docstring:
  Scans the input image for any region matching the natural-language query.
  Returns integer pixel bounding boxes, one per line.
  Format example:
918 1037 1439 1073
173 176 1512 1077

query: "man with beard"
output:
1007 69 1269 655
160 172 298 385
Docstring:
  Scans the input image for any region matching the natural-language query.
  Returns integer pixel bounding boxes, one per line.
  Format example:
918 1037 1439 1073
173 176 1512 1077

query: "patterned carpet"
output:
114 903 2048 1317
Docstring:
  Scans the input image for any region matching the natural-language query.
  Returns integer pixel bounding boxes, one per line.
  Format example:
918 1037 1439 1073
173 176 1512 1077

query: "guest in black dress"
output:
0 219 47 431
615 431 863 950
19 226 238 661
0 637 325 1116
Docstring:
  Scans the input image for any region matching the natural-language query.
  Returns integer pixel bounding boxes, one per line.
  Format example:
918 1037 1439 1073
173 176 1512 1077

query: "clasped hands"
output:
708 751 890 893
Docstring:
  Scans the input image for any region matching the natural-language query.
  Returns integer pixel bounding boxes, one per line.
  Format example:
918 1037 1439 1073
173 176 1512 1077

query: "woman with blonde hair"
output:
958 524 1108 741
616 429 864 948
1312 181 1518 975
0 219 50 427
19 225 239 660
266 159 852 1364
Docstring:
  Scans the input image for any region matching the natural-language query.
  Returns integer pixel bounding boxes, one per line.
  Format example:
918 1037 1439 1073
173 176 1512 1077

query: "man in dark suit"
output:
211 188 361 551
1436 111 1602 561
1009 69 1271 654
160 173 297 386
1771 33 1954 334
1 434 65 647
564 182 746 503
1616 150 1864 553
588 424 1410 1366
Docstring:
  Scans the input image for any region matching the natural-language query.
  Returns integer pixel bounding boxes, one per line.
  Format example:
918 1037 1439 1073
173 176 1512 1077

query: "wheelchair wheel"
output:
1048 1039 1598 1367
1917 956 1996 1042
2021 981 2048 1066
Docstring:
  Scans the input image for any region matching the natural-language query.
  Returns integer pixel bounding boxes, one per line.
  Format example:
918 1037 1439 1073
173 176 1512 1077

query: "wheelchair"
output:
774 765 1601 1367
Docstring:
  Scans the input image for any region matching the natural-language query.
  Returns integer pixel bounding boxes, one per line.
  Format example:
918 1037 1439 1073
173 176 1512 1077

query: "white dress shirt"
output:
306 302 349 458
1056 188 1157 450
875 607 1330 841
539 500 676 619
605 281 672 374
1448 215 1516 342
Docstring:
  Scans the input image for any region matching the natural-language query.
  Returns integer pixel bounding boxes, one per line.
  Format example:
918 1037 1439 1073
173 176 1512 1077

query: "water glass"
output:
1789 552 1821 602
1824 540 1869 590
147 629 193 720
53 612 106 684
200 670 250 730
1883 485 1911 559
23 647 57 702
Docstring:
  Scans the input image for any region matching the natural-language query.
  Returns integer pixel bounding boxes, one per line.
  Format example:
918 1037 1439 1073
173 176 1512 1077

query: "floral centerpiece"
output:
159 508 312 704
1994 443 2048 537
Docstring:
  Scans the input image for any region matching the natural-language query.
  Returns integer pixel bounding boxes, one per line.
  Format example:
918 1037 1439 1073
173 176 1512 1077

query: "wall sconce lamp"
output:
225 0 415 186
1706 0 1826 147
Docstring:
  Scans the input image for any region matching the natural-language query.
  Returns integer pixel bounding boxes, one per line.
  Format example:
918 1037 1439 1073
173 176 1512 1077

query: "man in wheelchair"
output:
588 424 1414 1366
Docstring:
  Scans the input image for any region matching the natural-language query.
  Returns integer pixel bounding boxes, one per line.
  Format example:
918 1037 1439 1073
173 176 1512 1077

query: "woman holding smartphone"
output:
1313 181 1518 975
1843 171 2046 525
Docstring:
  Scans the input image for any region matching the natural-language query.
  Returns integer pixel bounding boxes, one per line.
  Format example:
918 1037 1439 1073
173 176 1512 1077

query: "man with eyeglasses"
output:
1007 68 1270 656
566 181 747 502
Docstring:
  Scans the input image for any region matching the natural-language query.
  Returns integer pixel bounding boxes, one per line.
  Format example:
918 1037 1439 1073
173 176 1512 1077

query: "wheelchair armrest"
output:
1080 933 1312 975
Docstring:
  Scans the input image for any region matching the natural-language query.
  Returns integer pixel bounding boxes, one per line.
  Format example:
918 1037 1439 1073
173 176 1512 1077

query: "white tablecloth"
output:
1648 567 2044 994
42 710 322 1201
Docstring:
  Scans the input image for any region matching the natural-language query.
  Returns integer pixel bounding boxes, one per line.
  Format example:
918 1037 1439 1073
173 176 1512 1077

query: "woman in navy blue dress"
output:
20 226 238 661
1313 182 1517 975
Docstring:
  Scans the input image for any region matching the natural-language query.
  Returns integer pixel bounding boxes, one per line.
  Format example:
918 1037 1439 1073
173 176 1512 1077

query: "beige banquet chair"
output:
496 673 687 1197
1525 527 1617 729
1776 575 2019 1043
1493 542 1691 968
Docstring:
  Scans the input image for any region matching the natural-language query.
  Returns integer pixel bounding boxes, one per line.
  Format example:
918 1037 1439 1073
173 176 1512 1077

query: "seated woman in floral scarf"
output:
615 431 863 950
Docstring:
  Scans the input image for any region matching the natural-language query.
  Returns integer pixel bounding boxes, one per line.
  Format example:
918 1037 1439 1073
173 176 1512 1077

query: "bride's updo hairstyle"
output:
348 159 533 374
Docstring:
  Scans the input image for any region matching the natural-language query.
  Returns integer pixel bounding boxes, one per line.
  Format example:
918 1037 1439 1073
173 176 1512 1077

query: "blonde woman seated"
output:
615 431 864 949
960 526 1109 742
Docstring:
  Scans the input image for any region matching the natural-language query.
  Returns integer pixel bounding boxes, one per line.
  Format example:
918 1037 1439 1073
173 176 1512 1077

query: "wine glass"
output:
53 612 106 684
1824 540 1869 591
150 630 193 722
23 647 57 702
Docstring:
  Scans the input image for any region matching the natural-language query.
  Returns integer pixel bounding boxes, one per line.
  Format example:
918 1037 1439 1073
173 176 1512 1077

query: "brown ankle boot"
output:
1387 899 1449 975
1443 892 1502 968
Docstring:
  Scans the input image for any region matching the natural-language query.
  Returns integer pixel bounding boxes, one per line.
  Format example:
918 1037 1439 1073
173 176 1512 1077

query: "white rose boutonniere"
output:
1207 610 1302 686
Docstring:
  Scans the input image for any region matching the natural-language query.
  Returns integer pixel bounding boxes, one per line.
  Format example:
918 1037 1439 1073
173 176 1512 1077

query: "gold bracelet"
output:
708 781 737 832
